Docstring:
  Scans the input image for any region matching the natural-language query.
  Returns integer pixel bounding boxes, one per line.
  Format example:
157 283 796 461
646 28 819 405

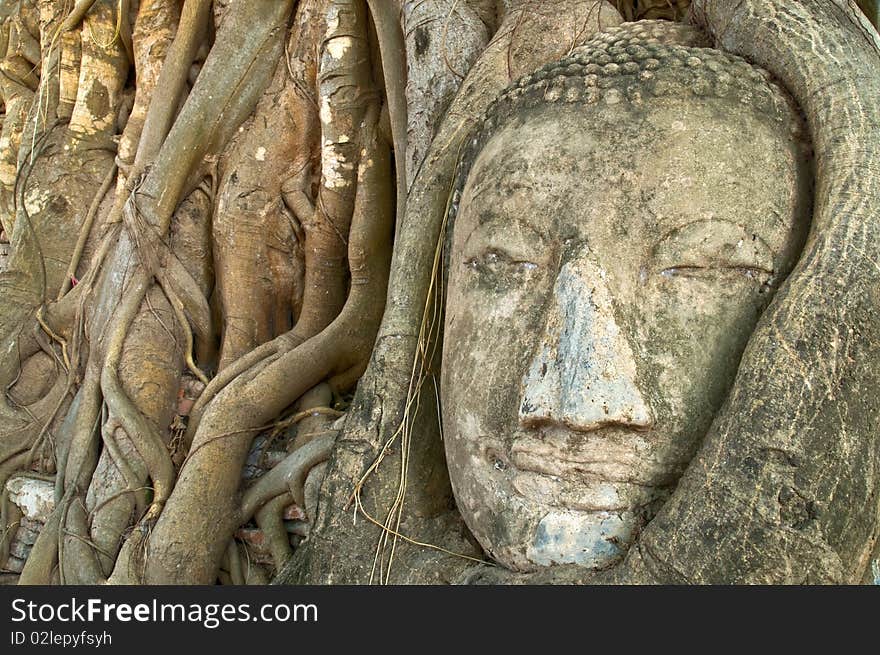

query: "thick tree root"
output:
240 434 335 524
143 87 394 583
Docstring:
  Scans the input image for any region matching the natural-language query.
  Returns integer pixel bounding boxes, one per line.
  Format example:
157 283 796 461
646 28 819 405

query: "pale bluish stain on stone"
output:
527 510 633 567
519 248 654 430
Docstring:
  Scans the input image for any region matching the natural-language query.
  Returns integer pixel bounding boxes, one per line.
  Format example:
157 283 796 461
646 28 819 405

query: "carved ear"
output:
624 1 880 583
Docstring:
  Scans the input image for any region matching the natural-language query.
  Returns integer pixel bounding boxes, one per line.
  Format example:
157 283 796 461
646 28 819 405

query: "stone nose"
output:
518 250 655 432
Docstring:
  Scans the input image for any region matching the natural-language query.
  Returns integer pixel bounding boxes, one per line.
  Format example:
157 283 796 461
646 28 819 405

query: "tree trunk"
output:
1 0 878 586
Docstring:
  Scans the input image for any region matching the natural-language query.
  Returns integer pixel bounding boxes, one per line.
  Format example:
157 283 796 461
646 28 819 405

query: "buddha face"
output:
441 94 810 571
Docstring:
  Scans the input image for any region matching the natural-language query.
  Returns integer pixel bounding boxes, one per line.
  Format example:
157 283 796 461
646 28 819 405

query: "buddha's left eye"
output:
659 264 776 293
652 220 776 285
660 264 773 280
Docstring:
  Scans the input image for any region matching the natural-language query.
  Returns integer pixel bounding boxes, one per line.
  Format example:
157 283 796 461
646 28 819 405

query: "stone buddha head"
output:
440 22 813 572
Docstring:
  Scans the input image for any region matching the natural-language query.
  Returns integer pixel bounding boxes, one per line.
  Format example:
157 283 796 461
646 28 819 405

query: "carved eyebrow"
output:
470 212 547 246
465 178 538 203
467 180 546 231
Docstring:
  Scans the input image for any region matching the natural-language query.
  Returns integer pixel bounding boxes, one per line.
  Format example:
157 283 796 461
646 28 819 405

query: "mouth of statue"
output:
497 431 677 512
507 465 670 513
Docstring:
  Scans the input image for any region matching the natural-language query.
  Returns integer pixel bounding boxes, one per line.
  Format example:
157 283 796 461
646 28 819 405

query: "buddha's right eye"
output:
464 248 540 284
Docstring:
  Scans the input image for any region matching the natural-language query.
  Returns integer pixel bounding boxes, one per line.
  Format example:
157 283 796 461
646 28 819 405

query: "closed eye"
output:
660 264 772 278
659 263 777 295
653 220 776 279
465 248 539 272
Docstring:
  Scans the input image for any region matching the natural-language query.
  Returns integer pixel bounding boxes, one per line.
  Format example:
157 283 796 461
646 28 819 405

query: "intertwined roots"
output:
0 0 394 585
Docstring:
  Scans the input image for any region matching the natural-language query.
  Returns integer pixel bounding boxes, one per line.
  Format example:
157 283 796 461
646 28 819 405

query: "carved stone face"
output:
441 94 810 571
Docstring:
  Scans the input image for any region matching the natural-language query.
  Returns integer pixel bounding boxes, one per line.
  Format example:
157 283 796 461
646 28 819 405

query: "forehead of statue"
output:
456 96 802 253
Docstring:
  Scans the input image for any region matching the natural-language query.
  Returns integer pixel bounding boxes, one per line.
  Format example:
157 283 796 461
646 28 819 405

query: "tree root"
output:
57 163 117 300
254 493 294 572
143 88 393 583
61 497 105 584
241 434 335 524
0 451 28 570
0 491 23 570
366 0 407 223
18 499 61 584
99 418 147 522
6 0 405 587
303 461 328 527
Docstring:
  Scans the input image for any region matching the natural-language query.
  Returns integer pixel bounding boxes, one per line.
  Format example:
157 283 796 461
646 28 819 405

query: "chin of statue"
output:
449 425 681 572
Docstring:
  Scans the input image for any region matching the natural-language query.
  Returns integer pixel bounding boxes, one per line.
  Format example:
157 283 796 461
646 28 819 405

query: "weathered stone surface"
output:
519 251 654 432
441 28 811 570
